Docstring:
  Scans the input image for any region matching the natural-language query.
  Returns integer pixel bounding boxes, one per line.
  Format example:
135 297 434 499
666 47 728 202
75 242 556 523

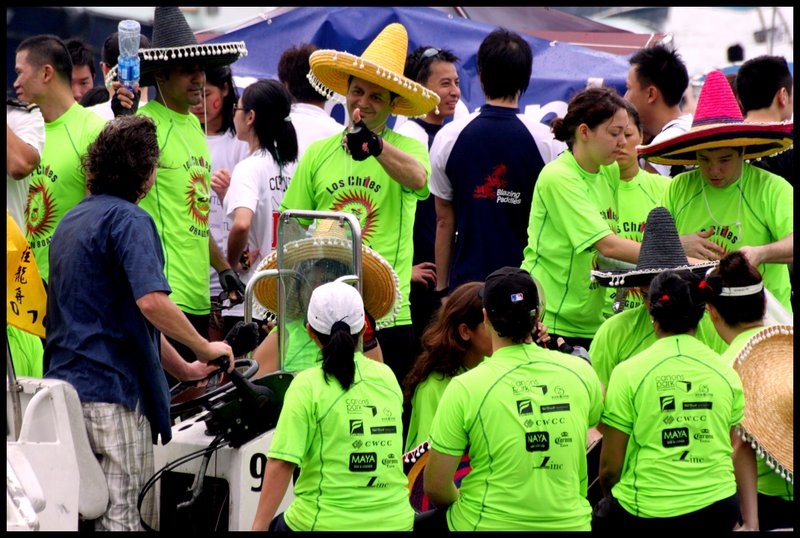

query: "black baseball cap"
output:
480 266 539 315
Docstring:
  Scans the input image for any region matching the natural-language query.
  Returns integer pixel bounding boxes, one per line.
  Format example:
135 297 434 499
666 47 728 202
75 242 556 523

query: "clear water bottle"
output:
117 19 141 93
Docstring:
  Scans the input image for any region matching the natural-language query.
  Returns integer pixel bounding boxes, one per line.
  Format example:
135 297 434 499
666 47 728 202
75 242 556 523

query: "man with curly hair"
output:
44 115 233 531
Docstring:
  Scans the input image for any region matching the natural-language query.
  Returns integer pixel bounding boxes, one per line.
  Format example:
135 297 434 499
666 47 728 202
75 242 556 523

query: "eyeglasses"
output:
422 47 441 59
232 105 245 114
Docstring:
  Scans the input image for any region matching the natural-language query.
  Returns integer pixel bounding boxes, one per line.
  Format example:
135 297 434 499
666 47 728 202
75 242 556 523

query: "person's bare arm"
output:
593 234 641 265
423 449 461 508
680 229 726 260
434 197 456 292
739 233 793 266
136 291 232 362
7 126 41 180
731 429 759 531
227 207 254 272
598 423 629 497
251 458 296 531
375 139 427 190
160 334 220 381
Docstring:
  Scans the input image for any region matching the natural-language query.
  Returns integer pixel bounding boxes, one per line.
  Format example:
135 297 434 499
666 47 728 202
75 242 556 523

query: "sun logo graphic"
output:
25 181 58 239
331 192 378 240
185 171 210 226
473 164 508 199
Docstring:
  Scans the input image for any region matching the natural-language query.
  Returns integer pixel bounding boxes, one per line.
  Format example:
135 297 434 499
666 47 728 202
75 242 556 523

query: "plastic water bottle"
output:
117 20 141 93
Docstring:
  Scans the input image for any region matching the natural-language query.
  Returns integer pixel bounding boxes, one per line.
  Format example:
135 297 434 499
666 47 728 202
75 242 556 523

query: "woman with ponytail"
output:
252 282 413 531
224 79 299 335
703 251 792 531
597 269 748 532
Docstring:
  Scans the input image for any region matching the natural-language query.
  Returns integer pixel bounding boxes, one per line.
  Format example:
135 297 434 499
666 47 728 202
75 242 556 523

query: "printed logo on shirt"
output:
660 395 676 411
186 170 210 231
532 456 563 471
472 164 523 205
361 476 388 488
662 427 689 447
517 400 533 415
25 181 58 240
551 386 570 401
655 374 688 392
672 450 704 463
346 398 377 416
664 414 708 425
352 439 363 449
541 403 570 413
370 426 397 435
682 401 712 410
694 384 714 398
525 431 549 452
554 431 573 447
693 428 714 443
330 191 378 241
601 207 619 225
365 439 393 448
513 381 547 396
269 174 291 193
704 225 739 248
350 419 364 435
381 453 399 468
349 452 378 472
621 220 646 237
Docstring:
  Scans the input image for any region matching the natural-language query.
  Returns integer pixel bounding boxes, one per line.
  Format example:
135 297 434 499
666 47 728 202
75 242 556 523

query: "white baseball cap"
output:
307 281 365 336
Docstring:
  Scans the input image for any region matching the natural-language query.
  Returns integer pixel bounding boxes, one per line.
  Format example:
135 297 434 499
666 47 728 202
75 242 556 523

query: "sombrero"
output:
307 23 440 118
638 69 793 166
591 206 718 288
139 7 247 87
252 221 401 329
733 324 793 484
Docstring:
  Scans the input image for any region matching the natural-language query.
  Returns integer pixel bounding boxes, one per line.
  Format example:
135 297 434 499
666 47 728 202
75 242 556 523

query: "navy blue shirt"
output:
429 105 562 289
410 118 443 265
45 194 173 443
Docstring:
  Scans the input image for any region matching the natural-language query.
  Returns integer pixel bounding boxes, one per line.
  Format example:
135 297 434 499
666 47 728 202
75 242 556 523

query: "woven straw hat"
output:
139 7 247 87
252 221 401 329
638 70 793 166
733 324 793 484
591 206 718 288
307 23 439 118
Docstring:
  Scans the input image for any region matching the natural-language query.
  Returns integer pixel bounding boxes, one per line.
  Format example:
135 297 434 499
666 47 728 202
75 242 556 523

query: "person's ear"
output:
41 64 55 84
647 84 658 104
578 123 590 142
457 322 471 342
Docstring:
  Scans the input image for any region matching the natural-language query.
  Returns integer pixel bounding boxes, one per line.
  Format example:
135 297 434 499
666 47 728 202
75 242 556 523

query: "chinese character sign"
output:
7 211 46 337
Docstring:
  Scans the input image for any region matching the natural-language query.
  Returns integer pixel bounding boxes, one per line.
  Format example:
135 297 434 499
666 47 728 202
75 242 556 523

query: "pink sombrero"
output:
637 70 793 166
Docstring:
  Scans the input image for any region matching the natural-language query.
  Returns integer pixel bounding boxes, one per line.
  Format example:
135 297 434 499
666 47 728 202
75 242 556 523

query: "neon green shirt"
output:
429 342 603 531
24 103 105 282
7 325 43 378
269 353 413 531
279 320 321 373
661 163 793 311
723 327 793 502
404 370 463 453
279 130 430 327
138 100 212 315
522 151 618 338
602 334 744 518
604 169 670 317
589 304 727 388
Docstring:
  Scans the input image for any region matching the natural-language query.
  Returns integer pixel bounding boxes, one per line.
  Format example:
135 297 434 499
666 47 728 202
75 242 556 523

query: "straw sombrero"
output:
307 23 440 118
139 7 247 87
638 70 793 166
252 222 401 329
591 206 718 288
733 324 793 484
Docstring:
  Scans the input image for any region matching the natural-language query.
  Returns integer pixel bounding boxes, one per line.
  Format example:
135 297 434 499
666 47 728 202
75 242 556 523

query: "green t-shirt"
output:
722 327 794 502
269 353 413 531
279 319 321 373
138 100 212 315
7 325 43 378
589 304 727 388
405 370 463 453
522 151 618 338
279 130 431 327
604 169 670 317
602 334 744 518
25 103 105 282
661 163 793 311
429 343 604 531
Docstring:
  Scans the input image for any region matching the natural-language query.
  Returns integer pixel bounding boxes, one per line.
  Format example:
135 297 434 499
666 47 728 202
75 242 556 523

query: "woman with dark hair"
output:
703 250 792 530
522 86 643 350
224 79 299 334
597 269 747 532
402 281 490 452
252 281 413 531
421 267 603 531
190 66 250 340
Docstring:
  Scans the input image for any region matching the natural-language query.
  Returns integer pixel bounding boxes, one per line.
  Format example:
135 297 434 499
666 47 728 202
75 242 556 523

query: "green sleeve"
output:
280 146 318 212
600 363 634 435
390 133 431 200
428 377 469 456
268 372 314 465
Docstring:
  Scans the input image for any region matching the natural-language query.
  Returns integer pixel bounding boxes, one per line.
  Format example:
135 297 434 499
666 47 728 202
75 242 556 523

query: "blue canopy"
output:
208 6 632 125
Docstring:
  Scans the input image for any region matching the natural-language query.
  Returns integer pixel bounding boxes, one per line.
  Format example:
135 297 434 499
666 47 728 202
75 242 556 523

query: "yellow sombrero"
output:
307 23 440 118
733 324 793 484
638 70 793 166
252 222 401 329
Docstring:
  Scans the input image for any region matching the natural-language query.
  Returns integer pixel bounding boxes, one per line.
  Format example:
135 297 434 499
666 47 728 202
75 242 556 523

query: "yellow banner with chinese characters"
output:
7 211 46 338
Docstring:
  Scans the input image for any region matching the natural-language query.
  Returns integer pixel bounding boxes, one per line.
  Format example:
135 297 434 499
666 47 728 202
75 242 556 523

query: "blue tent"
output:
207 6 632 125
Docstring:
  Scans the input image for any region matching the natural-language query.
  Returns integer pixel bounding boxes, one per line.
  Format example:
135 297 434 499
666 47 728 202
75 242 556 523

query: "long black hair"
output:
311 322 359 391
241 79 298 164
205 66 238 136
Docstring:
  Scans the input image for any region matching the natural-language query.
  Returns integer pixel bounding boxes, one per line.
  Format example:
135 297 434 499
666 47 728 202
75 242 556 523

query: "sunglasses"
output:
422 47 441 59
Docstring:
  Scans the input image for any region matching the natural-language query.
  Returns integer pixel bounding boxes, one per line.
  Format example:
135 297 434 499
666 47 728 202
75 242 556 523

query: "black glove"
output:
224 321 260 357
345 119 383 161
218 268 245 303
110 88 140 117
